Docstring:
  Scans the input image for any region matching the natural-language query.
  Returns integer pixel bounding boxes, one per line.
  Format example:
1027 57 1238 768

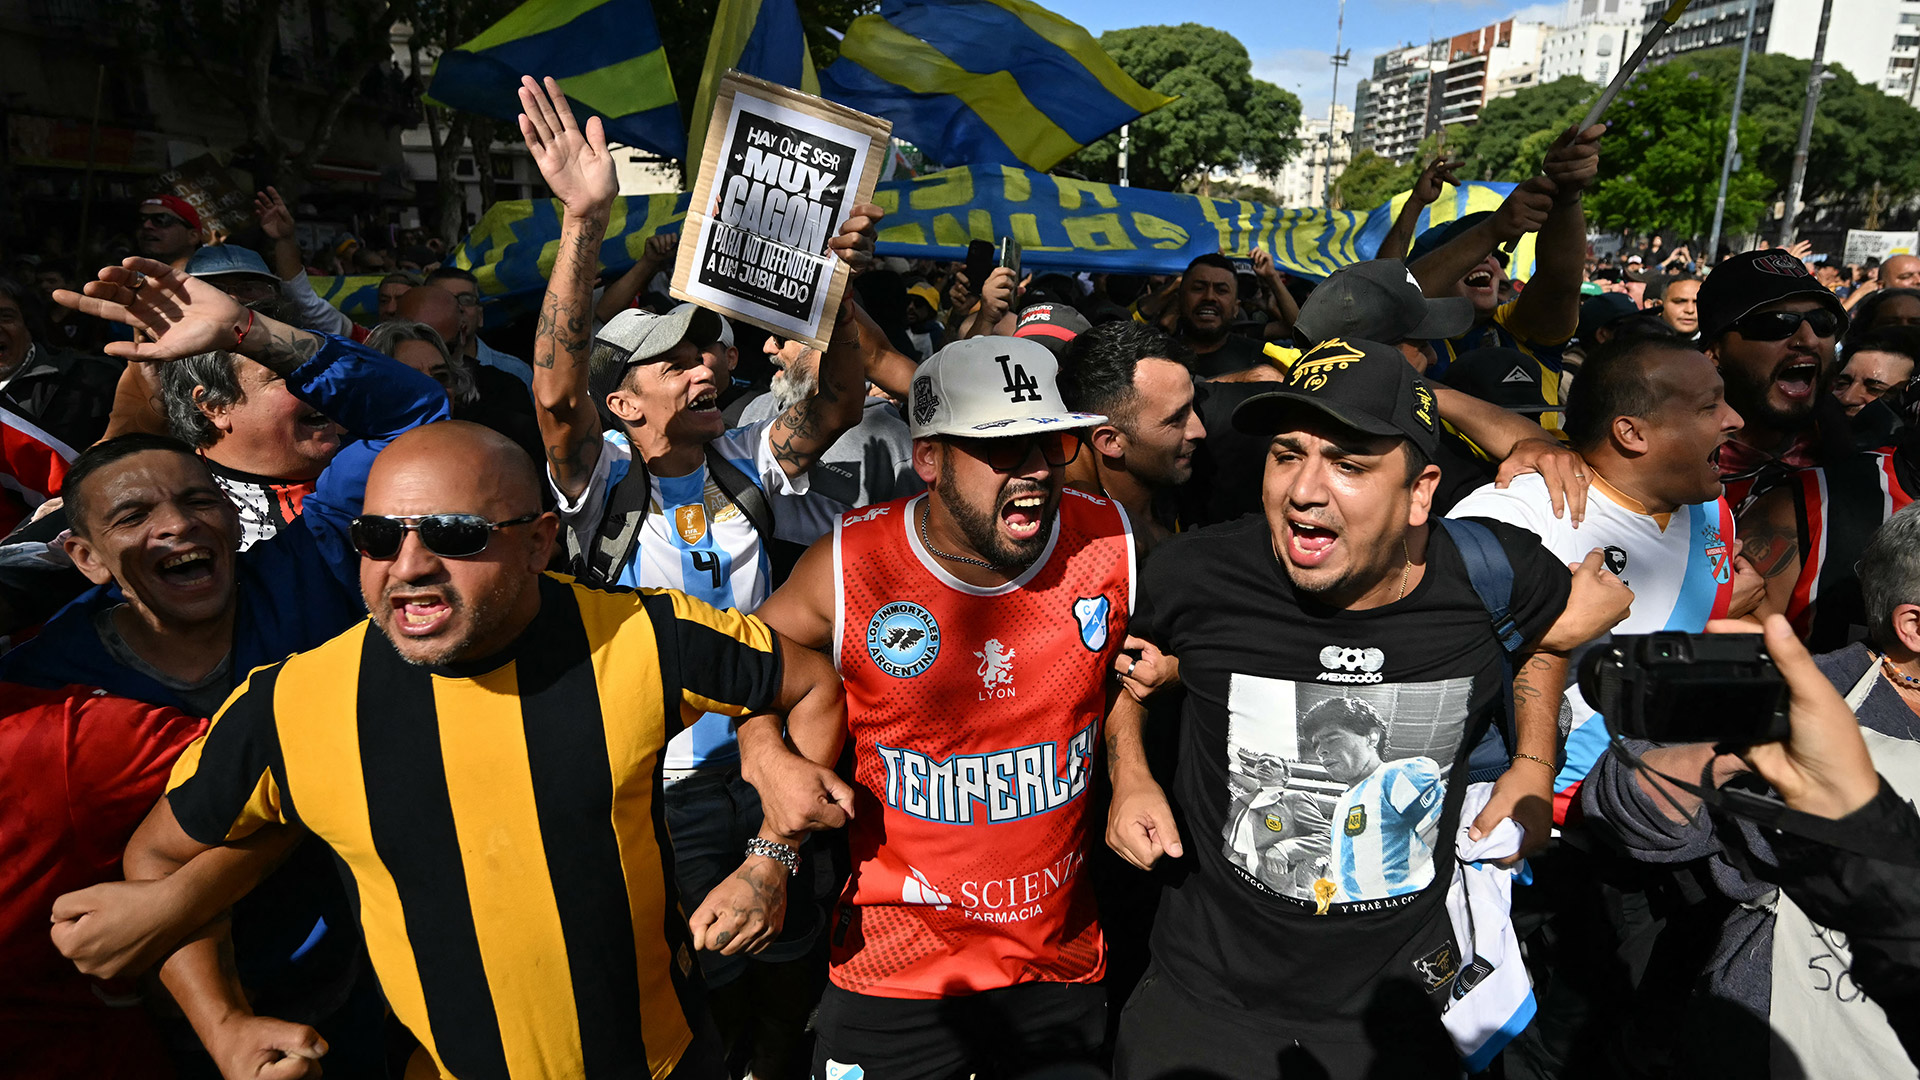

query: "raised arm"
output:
1378 157 1460 262
1409 178 1554 298
255 187 356 338
521 74 620 502
1507 125 1603 345
594 233 678 323
765 204 885 480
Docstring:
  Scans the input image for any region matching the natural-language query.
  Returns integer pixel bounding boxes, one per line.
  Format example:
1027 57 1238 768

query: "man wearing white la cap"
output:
746 335 1136 1078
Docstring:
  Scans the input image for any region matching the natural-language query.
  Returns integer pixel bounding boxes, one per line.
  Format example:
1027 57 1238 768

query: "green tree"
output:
1063 24 1301 191
1448 76 1595 182
1332 150 1414 212
1582 62 1772 238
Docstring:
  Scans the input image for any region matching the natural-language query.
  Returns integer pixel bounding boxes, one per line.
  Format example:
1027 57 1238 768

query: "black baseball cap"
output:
1577 293 1638 343
1295 259 1475 345
1696 248 1848 342
1443 347 1559 415
1233 337 1440 459
1013 301 1091 357
1407 211 1507 268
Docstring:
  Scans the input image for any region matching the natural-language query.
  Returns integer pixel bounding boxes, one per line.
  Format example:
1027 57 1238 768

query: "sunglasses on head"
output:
138 213 186 229
350 512 539 560
1731 308 1842 341
952 431 1081 472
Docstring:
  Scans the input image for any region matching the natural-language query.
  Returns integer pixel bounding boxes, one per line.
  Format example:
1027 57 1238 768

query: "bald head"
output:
1882 255 1920 291
397 286 465 351
367 420 542 519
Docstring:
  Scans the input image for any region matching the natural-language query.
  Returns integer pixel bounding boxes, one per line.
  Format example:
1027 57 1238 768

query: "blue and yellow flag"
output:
817 0 1173 173
313 171 1530 327
427 0 683 160
686 0 821 165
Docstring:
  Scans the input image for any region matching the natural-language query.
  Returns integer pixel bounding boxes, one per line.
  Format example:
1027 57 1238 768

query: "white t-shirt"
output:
551 419 806 769
1449 472 1734 798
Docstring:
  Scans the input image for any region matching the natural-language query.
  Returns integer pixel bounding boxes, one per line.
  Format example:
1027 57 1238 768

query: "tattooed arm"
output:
520 75 619 501
1469 649 1567 863
1736 485 1804 628
686 827 792 955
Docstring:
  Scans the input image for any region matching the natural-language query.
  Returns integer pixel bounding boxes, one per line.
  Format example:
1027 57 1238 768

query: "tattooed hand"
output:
50 257 320 365
687 853 789 956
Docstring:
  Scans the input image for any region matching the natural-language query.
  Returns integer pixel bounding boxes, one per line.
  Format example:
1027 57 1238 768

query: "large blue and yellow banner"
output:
313 167 1529 326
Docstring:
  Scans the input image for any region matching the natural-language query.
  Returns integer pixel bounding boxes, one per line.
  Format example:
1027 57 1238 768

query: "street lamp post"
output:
1778 0 1835 247
1708 0 1757 262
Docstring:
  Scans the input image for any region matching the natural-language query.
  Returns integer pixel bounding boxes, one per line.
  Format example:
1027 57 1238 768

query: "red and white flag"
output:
0 404 77 536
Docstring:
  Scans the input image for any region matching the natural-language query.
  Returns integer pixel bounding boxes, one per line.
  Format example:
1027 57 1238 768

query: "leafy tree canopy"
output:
1064 23 1301 191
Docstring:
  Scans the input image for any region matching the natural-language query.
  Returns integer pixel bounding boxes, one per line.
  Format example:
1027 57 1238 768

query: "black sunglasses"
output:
137 213 187 229
952 431 1081 472
350 512 539 559
1731 308 1842 341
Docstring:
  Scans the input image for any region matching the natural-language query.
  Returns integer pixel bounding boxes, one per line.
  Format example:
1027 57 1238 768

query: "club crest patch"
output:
1072 595 1110 651
867 601 941 678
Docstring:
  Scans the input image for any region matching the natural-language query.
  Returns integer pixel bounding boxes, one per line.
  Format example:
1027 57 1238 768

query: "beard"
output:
770 360 817 411
938 453 1055 568
376 575 521 667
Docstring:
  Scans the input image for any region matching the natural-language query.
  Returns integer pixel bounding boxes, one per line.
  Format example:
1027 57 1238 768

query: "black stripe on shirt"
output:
517 577 650 1076
168 660 292 844
357 632 509 1080
641 592 704 1014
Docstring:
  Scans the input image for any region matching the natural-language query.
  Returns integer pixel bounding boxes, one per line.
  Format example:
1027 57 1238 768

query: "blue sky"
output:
1043 0 1568 121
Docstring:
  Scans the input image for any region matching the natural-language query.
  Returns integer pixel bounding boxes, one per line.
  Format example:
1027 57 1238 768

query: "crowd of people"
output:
4 76 1920 1080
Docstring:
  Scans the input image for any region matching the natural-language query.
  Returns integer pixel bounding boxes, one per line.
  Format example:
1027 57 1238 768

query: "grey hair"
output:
1860 502 1920 653
159 351 245 449
365 319 476 405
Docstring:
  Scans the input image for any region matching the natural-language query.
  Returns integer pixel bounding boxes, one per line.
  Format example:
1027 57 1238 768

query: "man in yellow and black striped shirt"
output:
134 421 844 1080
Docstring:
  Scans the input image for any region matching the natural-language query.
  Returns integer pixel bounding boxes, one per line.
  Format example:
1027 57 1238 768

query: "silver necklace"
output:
919 501 999 569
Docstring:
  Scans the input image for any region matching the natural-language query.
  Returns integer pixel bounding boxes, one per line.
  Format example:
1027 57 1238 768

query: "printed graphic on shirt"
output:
875 717 1097 826
1224 671 1471 912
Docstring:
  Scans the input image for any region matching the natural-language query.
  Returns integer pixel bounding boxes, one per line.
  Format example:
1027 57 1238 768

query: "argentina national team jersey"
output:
1330 757 1445 901
552 419 806 769
1449 472 1734 812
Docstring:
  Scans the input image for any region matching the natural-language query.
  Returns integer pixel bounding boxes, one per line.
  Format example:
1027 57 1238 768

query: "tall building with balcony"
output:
1541 1 1648 85
1352 42 1447 163
1437 21 1551 127
1643 0 1920 104
1274 105 1355 209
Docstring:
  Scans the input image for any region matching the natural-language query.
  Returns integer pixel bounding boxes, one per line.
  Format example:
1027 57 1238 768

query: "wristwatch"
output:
745 837 800 876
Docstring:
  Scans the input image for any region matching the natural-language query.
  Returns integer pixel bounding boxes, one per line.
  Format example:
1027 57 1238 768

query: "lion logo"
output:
974 638 1016 689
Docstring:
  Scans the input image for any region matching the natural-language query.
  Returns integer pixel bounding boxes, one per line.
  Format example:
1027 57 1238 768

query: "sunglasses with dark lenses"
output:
350 512 539 559
137 213 186 229
1731 308 1842 341
955 431 1081 472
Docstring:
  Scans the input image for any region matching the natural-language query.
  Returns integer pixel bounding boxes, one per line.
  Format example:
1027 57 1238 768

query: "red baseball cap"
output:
140 194 202 232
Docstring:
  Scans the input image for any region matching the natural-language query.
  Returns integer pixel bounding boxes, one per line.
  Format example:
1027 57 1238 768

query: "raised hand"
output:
52 258 248 362
1412 156 1464 205
253 187 296 242
1542 123 1605 203
829 202 884 275
517 75 618 218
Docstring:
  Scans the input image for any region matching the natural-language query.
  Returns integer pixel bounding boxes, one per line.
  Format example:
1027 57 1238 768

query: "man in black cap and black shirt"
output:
1166 253 1268 377
1190 260 1591 525
1696 247 1851 509
1106 337 1585 1079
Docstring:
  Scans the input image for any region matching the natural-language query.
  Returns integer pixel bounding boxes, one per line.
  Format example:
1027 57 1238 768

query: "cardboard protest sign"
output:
673 72 890 350
1843 230 1918 266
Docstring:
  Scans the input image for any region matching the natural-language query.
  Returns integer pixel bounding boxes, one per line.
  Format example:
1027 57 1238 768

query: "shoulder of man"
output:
1446 475 1569 548
1439 515 1573 636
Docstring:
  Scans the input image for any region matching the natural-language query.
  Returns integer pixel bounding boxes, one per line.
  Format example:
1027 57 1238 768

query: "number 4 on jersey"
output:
996 356 1042 404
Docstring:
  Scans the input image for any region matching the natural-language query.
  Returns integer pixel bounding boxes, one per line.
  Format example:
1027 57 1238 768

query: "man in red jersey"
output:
742 335 1131 1080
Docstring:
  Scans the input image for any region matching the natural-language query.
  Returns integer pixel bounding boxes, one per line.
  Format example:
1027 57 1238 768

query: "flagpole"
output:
1707 0 1757 263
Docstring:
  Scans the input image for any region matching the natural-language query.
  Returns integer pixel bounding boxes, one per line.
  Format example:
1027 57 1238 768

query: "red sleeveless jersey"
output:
828 489 1133 999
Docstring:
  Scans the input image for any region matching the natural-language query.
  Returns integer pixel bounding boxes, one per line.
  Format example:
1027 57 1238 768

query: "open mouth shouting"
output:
1772 360 1819 405
1463 268 1497 292
1190 301 1225 327
1284 514 1339 569
1001 489 1048 542
689 388 721 414
153 547 219 590
389 590 457 638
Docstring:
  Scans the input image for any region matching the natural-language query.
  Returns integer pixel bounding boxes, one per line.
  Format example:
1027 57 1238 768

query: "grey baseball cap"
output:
672 302 733 349
907 337 1105 439
1295 259 1475 345
596 305 722 368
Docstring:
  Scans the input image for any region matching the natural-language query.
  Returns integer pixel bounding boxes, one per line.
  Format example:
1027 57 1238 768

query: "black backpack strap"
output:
568 453 652 588
1436 517 1528 784
703 446 774 547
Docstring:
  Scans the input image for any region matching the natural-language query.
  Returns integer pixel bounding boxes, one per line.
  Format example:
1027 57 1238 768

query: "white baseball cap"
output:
906 336 1105 439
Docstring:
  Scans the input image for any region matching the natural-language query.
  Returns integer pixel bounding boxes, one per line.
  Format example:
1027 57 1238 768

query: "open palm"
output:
53 258 248 362
518 75 618 216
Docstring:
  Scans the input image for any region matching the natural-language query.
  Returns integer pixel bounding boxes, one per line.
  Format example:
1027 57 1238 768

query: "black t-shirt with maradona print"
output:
1132 512 1567 1032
